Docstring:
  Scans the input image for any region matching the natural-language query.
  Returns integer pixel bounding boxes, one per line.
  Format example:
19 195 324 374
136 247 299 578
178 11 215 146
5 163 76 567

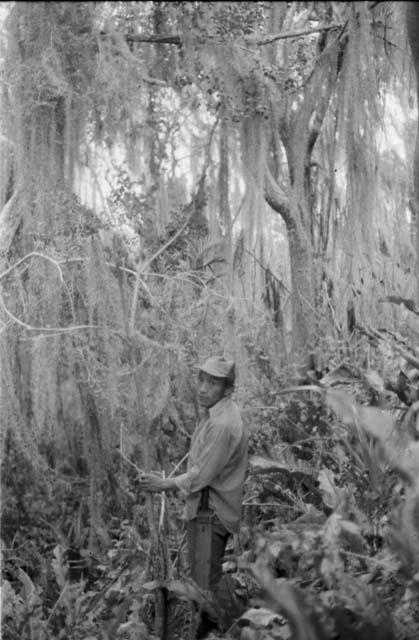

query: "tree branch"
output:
264 165 295 230
0 294 101 333
0 251 64 283
254 22 344 46
117 23 344 48
122 33 182 46
358 324 419 371
379 295 419 317
291 33 343 160
128 214 192 334
129 158 211 334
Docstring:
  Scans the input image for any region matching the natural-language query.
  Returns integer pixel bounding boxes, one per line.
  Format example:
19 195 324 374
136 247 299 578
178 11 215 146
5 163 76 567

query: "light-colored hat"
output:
197 356 235 383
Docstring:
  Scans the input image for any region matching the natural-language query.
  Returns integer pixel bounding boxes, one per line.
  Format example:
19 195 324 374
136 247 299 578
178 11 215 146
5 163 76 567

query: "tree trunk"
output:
260 6 342 368
2 2 95 258
288 227 315 359
219 114 233 292
265 167 315 365
406 1 419 302
1 2 107 551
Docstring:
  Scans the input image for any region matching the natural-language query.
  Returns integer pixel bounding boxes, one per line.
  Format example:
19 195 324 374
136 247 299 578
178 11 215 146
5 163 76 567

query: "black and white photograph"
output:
1 2 419 639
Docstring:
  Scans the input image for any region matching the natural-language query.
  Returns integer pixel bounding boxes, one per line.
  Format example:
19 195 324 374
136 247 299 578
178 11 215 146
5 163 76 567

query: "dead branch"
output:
254 22 343 46
119 33 182 46
0 294 103 333
117 447 143 475
168 452 189 478
358 324 419 371
115 22 344 48
0 251 63 283
379 295 419 317
0 289 160 344
101 24 168 86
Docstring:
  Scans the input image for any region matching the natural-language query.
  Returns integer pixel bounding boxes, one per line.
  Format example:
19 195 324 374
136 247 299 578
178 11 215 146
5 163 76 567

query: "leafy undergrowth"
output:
230 335 419 640
3 332 419 639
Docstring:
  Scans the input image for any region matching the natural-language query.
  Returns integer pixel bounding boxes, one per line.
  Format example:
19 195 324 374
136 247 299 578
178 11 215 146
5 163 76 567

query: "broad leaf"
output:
238 607 282 628
363 369 385 393
325 389 358 424
318 468 341 509
249 455 289 473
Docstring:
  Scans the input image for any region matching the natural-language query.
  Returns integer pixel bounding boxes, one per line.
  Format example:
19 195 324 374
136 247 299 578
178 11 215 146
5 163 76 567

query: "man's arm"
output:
138 473 180 493
139 420 232 494
174 419 232 494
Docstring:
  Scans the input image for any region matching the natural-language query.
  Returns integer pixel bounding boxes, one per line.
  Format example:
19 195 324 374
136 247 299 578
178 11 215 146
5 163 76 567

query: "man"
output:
138 355 248 635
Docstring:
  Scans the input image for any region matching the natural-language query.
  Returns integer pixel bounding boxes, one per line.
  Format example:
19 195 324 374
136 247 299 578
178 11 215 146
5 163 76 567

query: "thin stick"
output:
254 22 343 46
118 435 188 482
242 501 290 507
172 531 187 570
117 448 143 475
340 549 398 570
168 452 189 478
159 471 166 532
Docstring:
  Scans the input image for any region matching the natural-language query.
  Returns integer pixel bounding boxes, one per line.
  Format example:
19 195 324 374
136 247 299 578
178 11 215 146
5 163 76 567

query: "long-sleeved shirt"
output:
174 395 248 533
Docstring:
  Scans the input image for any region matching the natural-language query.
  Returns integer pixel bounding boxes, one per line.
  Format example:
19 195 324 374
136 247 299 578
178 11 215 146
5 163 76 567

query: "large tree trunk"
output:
260 6 343 369
406 1 419 302
219 113 233 292
265 168 315 366
288 228 315 358
1 2 94 258
0 2 107 548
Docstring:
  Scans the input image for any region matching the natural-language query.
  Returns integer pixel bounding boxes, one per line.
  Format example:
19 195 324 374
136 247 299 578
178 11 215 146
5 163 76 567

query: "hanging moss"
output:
30 335 60 440
0 3 132 547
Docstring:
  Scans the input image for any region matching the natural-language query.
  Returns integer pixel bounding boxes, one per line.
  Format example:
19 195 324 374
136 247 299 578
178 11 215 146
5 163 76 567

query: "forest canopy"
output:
2 2 419 639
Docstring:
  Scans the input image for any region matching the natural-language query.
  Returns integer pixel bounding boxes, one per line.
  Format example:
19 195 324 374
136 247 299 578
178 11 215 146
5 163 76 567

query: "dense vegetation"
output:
2 2 419 638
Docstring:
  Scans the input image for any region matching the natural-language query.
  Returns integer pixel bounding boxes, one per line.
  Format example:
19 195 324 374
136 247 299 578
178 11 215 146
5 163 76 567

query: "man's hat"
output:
197 356 235 383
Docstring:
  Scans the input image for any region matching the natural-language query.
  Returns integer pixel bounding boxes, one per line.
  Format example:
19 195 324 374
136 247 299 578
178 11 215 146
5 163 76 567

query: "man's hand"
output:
138 472 178 493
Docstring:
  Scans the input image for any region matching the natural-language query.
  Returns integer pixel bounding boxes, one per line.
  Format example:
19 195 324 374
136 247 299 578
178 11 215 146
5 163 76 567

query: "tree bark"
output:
219 114 233 292
2 2 94 256
406 1 419 302
261 10 344 367
265 168 315 363
0 191 20 259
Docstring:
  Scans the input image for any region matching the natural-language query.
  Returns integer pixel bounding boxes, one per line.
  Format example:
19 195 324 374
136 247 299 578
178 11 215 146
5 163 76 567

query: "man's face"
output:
197 371 226 409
